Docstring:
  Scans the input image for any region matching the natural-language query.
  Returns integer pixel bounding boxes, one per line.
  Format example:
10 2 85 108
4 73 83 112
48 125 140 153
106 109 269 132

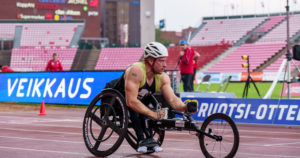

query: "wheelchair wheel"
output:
199 113 239 158
83 89 128 157
125 123 165 153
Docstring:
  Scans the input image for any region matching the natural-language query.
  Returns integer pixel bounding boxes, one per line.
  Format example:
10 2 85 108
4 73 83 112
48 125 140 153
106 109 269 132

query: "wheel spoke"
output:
106 119 122 135
90 112 105 127
127 130 138 142
221 142 228 153
220 122 227 136
93 126 108 150
219 142 222 158
211 139 217 154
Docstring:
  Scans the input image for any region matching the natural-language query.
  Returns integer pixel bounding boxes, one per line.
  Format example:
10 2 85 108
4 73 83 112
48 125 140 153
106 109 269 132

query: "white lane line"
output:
0 121 81 129
0 118 81 125
0 121 299 137
1 116 299 135
264 142 300 147
0 135 135 148
238 129 300 135
0 135 82 144
168 129 300 136
0 146 91 156
2 134 299 149
1 126 299 142
0 117 81 122
241 135 300 141
165 148 299 158
242 143 300 149
0 135 132 147
0 115 82 120
236 152 300 158
0 127 80 135
0 135 299 157
0 145 298 158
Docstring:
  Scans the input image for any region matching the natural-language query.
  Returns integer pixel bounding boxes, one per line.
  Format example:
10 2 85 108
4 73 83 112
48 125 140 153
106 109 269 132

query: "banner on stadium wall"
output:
0 71 123 105
241 72 263 82
183 97 300 126
262 72 285 81
198 72 241 83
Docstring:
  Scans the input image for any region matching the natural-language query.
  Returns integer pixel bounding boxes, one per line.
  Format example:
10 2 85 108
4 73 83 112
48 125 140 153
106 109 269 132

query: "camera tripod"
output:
242 56 261 98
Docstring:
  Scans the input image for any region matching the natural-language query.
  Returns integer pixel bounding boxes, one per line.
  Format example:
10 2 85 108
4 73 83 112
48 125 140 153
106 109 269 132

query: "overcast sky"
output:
155 0 300 31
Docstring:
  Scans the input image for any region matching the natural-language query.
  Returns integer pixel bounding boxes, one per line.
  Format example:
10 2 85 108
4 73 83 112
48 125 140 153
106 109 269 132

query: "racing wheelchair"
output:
83 88 239 158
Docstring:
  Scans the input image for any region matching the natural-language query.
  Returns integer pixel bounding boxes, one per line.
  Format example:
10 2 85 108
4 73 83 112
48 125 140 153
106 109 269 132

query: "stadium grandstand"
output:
189 12 300 76
0 11 300 75
94 48 144 70
0 21 84 71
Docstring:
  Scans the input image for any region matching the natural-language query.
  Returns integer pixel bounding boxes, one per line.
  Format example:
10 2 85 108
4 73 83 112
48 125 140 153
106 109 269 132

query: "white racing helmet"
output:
144 42 168 58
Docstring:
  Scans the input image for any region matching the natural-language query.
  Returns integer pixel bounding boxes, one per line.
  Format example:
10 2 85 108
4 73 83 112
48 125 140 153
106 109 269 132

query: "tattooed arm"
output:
124 65 161 120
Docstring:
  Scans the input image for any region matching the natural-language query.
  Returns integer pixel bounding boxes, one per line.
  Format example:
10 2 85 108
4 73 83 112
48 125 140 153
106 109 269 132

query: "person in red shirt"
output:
45 53 63 71
0 65 14 72
179 40 200 92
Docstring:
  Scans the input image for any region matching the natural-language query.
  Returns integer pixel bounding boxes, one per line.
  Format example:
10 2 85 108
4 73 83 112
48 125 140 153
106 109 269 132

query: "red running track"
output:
0 109 299 158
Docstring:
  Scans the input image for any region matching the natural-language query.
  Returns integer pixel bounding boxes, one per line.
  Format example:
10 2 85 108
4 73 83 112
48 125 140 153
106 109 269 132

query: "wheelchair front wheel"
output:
199 113 239 158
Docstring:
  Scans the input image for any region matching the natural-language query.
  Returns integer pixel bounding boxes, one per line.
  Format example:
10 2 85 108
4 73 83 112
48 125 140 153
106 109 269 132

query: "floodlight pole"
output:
286 0 292 98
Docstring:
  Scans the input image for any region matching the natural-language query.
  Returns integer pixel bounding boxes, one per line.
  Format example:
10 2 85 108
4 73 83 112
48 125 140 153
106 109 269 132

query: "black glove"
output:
186 101 198 113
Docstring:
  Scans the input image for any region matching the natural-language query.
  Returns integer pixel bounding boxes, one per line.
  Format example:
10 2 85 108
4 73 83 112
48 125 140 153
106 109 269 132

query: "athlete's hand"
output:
154 109 165 120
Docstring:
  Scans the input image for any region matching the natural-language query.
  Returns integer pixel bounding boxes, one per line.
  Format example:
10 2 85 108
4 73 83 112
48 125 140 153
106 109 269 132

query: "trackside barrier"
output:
0 71 123 104
183 97 300 126
1 71 300 126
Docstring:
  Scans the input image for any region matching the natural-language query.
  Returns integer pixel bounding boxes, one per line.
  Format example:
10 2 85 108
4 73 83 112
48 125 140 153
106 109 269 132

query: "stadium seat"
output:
10 48 77 71
254 16 286 33
0 23 16 39
206 42 286 72
20 23 83 47
166 44 231 70
258 14 300 43
190 17 266 46
94 48 144 70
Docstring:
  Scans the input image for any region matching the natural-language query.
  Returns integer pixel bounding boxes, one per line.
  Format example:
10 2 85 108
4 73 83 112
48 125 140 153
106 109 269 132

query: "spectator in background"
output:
179 40 200 92
45 53 63 71
0 65 14 72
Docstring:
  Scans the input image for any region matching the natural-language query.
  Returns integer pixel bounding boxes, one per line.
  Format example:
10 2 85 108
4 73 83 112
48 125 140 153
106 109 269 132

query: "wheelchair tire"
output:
199 113 239 158
83 89 128 157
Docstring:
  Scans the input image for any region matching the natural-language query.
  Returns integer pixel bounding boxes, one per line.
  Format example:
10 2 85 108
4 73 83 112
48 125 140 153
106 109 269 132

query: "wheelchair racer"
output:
106 42 196 153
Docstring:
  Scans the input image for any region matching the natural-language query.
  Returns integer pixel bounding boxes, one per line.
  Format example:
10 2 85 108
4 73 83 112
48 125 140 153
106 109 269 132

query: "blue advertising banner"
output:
183 97 300 126
0 71 123 105
1 71 300 125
